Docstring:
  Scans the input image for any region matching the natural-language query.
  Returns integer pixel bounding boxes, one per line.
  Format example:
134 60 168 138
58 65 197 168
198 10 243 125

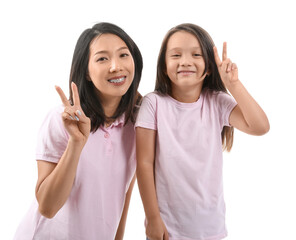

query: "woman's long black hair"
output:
69 22 143 132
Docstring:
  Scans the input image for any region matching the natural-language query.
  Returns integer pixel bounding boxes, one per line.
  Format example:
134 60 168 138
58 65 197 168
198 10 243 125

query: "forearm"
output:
137 161 161 221
115 175 136 240
227 80 270 134
36 139 85 218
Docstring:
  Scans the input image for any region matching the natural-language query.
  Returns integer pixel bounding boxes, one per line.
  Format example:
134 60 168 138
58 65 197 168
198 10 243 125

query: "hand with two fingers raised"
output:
55 82 91 144
213 42 239 87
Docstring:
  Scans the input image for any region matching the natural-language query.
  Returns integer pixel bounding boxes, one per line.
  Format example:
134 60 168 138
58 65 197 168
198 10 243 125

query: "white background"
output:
1 0 295 239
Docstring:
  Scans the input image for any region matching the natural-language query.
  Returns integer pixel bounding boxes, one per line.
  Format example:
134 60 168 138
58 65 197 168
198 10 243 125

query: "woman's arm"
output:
136 127 169 240
35 139 85 218
115 174 136 240
36 82 90 218
214 43 270 135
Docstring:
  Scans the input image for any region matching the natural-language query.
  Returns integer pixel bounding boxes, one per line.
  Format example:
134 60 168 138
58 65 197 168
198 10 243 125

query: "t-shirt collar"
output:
111 113 125 127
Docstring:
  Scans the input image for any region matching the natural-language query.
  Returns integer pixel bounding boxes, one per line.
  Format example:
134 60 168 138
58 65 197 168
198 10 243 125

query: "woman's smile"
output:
107 75 127 85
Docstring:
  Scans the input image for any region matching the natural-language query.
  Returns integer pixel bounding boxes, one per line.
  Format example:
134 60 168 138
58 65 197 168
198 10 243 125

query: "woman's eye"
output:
193 53 202 57
120 53 129 58
97 57 108 62
172 54 181 57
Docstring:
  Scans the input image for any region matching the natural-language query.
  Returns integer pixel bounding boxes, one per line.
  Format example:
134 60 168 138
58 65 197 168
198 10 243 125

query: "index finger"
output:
222 42 227 61
55 85 70 107
71 82 81 107
213 46 222 66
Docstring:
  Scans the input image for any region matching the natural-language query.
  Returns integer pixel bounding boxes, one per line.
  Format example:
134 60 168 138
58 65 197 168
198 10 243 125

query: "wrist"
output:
146 213 162 222
68 137 87 149
225 79 242 92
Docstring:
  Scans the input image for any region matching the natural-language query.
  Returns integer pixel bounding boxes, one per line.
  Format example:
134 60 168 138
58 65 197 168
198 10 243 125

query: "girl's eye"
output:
97 57 108 62
172 54 181 57
193 53 202 57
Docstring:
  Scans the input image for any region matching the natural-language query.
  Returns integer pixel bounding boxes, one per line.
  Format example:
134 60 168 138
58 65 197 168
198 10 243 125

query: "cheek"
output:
166 61 175 74
88 64 104 81
131 60 135 76
87 63 96 80
166 61 177 79
128 58 135 80
196 60 206 74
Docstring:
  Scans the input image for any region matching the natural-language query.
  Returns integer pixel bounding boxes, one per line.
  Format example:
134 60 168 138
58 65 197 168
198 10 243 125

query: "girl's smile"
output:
165 31 208 102
177 70 196 76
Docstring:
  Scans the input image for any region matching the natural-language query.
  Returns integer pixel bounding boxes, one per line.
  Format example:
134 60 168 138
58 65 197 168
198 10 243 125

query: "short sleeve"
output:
216 92 237 127
135 94 157 130
35 106 69 163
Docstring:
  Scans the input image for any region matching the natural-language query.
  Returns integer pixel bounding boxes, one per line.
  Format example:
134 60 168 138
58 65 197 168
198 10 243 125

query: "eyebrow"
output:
94 46 129 55
167 47 201 52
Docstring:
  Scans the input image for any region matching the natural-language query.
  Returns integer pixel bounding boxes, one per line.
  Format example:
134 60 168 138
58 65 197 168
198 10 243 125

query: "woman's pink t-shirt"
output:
14 106 136 240
135 89 237 240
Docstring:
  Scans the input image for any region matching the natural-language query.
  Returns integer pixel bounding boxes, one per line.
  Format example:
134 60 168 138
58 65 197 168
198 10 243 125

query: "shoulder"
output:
43 105 64 124
36 105 69 162
39 105 67 135
144 91 161 99
143 91 168 104
202 88 234 104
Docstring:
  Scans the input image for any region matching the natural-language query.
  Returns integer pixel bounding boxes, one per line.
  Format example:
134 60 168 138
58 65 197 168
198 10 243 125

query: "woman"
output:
14 22 143 240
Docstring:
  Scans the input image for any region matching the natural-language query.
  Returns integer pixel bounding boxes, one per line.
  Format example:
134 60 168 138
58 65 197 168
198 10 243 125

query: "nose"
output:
180 54 192 67
110 57 122 72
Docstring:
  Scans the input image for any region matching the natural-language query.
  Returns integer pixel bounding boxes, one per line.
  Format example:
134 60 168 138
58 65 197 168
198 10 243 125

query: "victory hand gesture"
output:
55 82 91 143
214 42 239 87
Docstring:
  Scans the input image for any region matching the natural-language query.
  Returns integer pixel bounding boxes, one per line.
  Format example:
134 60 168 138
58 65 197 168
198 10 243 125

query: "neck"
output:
171 84 203 103
98 94 122 118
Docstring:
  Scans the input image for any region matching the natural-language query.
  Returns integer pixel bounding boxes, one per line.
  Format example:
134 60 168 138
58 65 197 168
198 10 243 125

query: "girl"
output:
136 23 269 240
14 22 142 240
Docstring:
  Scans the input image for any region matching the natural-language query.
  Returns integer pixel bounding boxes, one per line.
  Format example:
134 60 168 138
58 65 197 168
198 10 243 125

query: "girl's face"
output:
165 31 208 93
88 33 135 102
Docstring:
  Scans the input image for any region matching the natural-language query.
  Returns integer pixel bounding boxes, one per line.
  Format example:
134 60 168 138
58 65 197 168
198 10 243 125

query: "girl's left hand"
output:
213 42 239 87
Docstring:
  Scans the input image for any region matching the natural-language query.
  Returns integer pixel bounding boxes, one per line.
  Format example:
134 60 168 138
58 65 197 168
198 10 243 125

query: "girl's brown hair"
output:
155 23 234 151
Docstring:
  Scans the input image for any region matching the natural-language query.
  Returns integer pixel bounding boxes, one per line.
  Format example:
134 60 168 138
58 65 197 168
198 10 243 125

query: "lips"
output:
107 75 127 86
177 71 195 76
108 76 126 83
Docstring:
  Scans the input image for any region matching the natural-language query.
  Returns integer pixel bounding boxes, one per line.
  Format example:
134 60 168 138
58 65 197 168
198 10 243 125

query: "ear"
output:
206 65 211 76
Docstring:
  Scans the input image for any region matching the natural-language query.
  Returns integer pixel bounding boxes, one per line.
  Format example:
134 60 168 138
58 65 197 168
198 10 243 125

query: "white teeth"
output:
108 77 125 83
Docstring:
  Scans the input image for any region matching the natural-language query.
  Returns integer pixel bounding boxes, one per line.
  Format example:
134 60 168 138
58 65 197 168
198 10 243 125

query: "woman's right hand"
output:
146 216 169 240
55 82 91 143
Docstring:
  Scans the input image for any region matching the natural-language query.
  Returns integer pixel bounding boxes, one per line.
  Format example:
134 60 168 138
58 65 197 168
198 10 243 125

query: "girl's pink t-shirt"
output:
136 89 237 240
14 106 136 240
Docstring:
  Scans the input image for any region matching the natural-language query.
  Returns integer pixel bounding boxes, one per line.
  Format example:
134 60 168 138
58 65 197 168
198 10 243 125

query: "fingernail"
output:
77 110 82 116
70 116 74 120
75 116 79 121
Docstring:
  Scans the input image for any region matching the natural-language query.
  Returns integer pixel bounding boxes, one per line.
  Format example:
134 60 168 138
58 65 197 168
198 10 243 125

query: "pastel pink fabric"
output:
14 106 136 240
136 89 237 240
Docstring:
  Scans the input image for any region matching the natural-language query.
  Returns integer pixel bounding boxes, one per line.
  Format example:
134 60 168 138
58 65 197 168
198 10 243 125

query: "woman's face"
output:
88 33 135 102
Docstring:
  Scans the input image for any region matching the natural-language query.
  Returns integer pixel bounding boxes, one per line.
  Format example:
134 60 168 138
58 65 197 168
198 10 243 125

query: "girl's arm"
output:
36 83 90 218
136 127 169 240
227 81 269 135
115 174 136 240
214 43 270 135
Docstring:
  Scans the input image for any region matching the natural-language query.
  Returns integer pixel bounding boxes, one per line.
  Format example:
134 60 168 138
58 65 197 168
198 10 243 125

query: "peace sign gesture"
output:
55 82 91 143
213 42 239 87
